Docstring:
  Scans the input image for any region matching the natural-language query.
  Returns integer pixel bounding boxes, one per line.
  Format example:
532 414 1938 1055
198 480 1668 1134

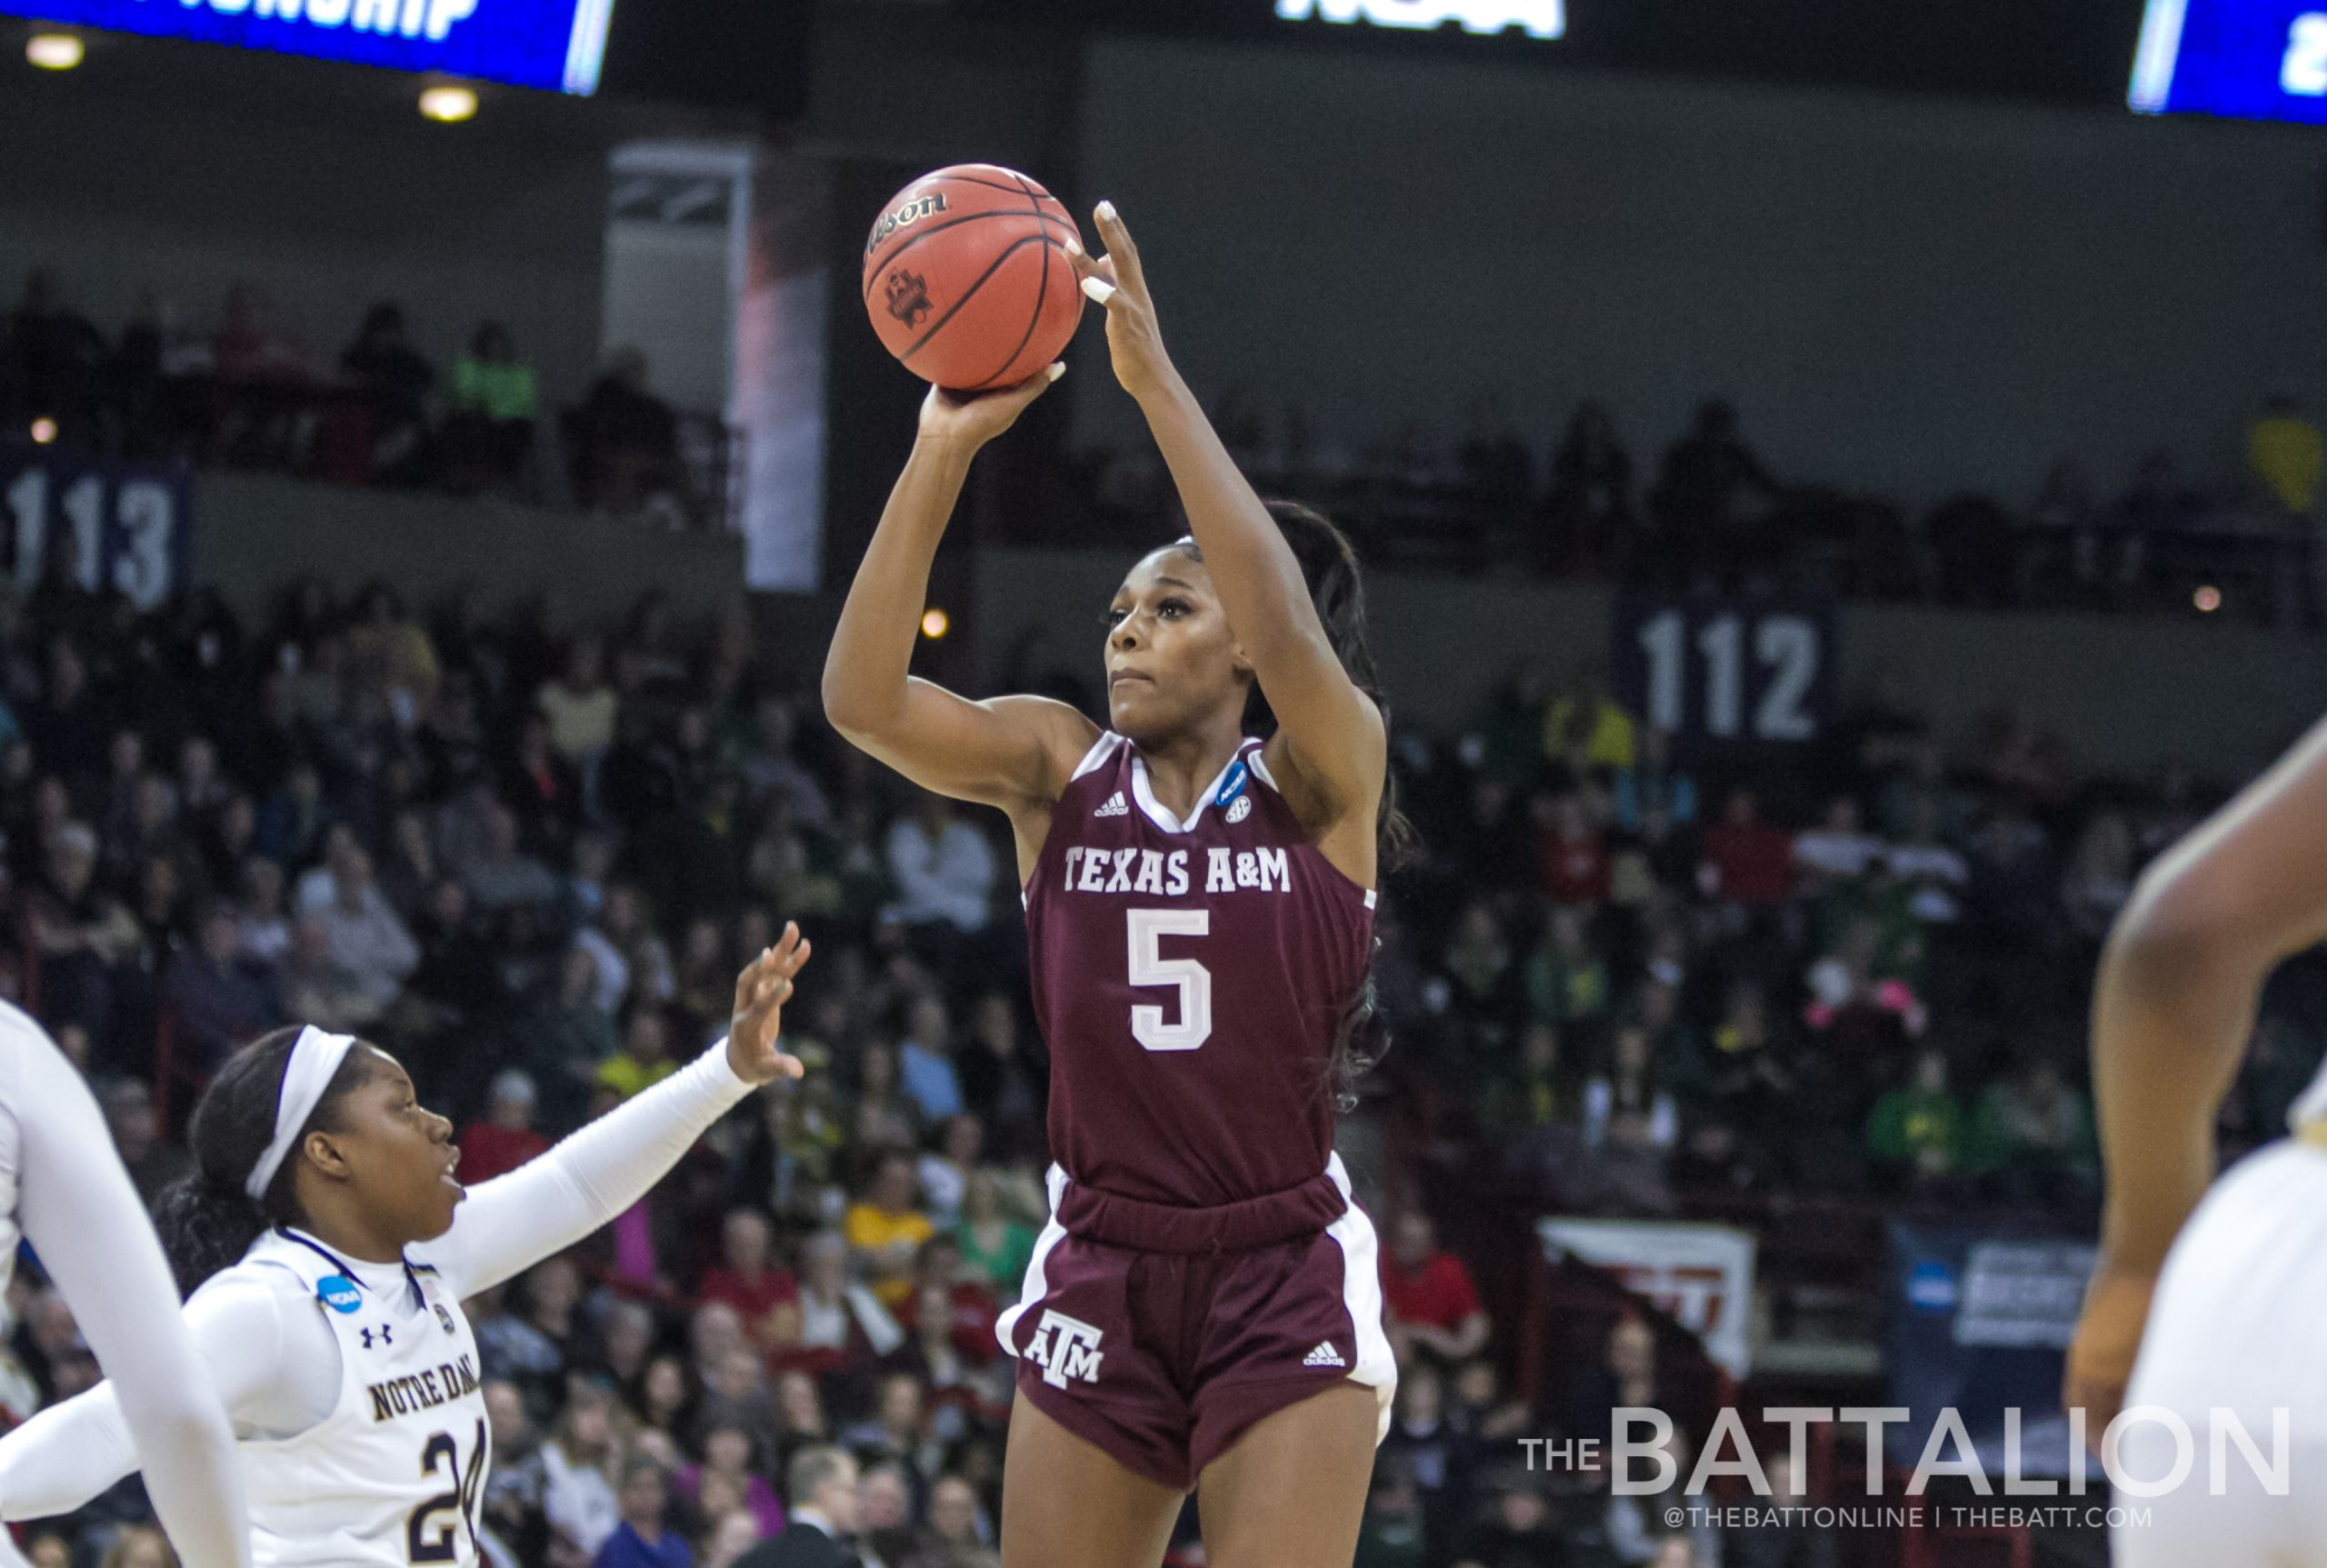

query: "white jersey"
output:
224 1231 489 1568
0 1002 251 1568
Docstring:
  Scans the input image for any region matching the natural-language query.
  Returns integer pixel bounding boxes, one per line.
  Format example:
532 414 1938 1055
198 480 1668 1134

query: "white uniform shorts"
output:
2116 1138 2327 1567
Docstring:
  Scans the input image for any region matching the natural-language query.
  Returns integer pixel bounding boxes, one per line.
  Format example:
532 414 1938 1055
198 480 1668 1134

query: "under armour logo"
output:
362 1324 394 1351
1024 1309 1104 1389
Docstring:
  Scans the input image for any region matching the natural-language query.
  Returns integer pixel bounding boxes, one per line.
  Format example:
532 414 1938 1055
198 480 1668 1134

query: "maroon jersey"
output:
1024 732 1376 1214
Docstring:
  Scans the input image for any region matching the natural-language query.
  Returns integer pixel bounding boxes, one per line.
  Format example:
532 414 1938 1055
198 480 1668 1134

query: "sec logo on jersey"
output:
316 1275 363 1313
1226 795 1253 824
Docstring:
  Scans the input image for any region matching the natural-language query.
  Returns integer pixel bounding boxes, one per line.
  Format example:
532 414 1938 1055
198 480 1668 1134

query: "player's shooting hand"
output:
2062 1254 2159 1453
916 364 1065 455
727 923 814 1085
1074 202 1175 403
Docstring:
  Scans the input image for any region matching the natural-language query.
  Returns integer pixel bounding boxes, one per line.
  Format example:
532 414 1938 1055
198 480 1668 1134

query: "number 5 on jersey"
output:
1127 908 1211 1052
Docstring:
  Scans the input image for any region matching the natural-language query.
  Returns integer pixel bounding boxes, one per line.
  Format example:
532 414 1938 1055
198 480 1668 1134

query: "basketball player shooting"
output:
824 200 1402 1568
2066 713 2327 1564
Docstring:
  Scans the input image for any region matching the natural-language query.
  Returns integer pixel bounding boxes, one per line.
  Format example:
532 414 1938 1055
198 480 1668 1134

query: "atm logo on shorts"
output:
1025 1309 1104 1389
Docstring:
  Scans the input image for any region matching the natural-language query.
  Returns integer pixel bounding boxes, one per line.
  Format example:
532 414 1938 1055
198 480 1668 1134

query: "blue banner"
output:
1887 1223 2095 1481
2130 0 2327 124
1 0 614 94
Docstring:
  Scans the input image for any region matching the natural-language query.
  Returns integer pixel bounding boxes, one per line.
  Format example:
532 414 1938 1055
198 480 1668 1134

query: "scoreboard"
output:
0 0 614 94
2131 0 2327 122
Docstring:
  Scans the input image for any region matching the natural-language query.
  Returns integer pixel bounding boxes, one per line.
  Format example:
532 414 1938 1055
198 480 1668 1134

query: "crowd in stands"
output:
0 268 717 528
0 556 2317 1568
1062 390 2327 626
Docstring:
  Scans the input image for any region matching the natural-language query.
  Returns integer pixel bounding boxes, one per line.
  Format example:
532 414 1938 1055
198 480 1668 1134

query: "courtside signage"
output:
1 0 615 93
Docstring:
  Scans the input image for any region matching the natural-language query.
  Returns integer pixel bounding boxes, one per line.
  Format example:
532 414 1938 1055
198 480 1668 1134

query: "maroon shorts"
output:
996 1156 1396 1492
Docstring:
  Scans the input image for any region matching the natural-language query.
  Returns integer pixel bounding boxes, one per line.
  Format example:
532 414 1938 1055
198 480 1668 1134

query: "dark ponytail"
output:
154 1026 372 1297
1171 502 1416 1112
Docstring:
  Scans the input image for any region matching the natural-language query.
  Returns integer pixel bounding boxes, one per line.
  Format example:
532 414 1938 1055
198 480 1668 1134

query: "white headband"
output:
245 1026 358 1202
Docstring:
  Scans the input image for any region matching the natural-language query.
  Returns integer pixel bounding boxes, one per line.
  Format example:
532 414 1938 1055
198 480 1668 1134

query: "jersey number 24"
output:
408 1419 487 1564
1128 909 1211 1052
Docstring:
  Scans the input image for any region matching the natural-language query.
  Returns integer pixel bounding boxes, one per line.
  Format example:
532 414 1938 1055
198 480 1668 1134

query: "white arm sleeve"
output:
0 1263 337 1523
10 1037 254 1568
423 1040 754 1298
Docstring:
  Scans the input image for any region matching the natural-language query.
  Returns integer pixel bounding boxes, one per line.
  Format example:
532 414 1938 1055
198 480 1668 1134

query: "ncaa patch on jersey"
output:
1215 760 1250 808
1226 794 1253 824
317 1275 363 1313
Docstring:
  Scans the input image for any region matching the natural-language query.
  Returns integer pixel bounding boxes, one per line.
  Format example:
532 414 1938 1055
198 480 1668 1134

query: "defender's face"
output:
1104 551 1250 741
335 1052 464 1243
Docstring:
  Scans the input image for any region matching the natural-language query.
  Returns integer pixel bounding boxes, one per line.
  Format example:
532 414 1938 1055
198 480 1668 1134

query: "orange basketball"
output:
862 165 1085 393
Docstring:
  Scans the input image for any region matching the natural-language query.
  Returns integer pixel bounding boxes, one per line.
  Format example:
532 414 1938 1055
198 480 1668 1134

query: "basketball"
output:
862 165 1086 393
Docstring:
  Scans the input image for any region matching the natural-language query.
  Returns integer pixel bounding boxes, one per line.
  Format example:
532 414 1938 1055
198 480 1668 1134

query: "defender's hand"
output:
726 924 814 1085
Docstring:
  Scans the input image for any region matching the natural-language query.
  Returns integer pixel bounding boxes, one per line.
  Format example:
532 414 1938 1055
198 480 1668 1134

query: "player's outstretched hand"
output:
1074 201 1174 403
917 365 1064 454
2062 1255 2158 1453
726 923 814 1085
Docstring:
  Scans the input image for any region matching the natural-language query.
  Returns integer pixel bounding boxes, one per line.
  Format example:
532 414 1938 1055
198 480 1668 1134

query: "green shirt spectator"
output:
1867 1049 1968 1182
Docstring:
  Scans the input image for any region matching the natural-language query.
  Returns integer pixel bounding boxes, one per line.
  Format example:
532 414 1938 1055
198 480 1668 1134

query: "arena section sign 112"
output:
1 0 614 94
2130 0 2327 122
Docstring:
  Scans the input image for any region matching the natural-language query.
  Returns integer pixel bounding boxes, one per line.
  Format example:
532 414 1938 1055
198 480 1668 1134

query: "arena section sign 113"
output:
0 0 614 94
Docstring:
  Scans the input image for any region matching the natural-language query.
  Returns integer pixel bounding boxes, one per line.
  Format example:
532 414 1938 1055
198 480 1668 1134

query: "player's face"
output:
1104 551 1249 740
339 1053 464 1243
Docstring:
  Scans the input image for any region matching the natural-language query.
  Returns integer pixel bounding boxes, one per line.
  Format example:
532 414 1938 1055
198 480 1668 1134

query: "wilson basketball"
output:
862 165 1085 393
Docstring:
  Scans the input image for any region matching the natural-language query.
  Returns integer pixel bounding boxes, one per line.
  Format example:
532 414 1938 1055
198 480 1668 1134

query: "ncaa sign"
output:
1274 0 1564 38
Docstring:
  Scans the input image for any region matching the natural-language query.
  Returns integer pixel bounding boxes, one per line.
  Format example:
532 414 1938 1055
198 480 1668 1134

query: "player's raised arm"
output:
423 937 812 1298
1076 203 1386 830
13 1038 251 1568
822 376 1099 814
2067 712 2327 1433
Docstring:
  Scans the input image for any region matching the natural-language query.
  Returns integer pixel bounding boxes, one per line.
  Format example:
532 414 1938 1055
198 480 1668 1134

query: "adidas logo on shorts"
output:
1094 791 1129 818
1303 1341 1345 1368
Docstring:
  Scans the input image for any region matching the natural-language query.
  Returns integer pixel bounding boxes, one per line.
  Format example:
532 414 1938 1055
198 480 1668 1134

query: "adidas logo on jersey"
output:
1094 791 1129 818
1303 1341 1345 1368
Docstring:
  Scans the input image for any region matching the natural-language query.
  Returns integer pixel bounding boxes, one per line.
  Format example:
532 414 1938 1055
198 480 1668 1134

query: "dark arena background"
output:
0 0 2323 1563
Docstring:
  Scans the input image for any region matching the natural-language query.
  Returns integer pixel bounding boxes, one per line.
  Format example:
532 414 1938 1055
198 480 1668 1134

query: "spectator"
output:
459 1069 553 1185
731 1444 859 1568
600 1002 680 1101
1536 794 1611 905
345 582 441 723
1353 1453 1428 1568
542 638 621 779
780 1230 904 1374
312 844 420 1010
1651 398 1780 580
448 321 540 495
845 1149 934 1309
159 898 282 1072
884 791 998 944
916 1112 984 1227
1972 1055 2097 1203
340 302 435 486
925 1473 988 1553
1790 795 1885 887
1583 1022 1682 1209
570 348 686 522
4 268 106 440
698 1208 800 1347
465 800 564 916
1697 791 1793 911
1381 1211 1490 1366
1523 905 1611 1028
1606 1426 1718 1568
543 1377 625 1567
1544 400 1635 573
2062 807 2138 937
954 1169 1034 1298
1379 1361 1475 1556
1456 1468 1566 1568
675 1414 786 1541
595 1457 690 1568
1866 1047 1969 1193
100 1075 191 1207
1885 793 1968 924
2248 394 2322 517
96 1527 174 1568
484 1380 553 1564
896 994 965 1124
